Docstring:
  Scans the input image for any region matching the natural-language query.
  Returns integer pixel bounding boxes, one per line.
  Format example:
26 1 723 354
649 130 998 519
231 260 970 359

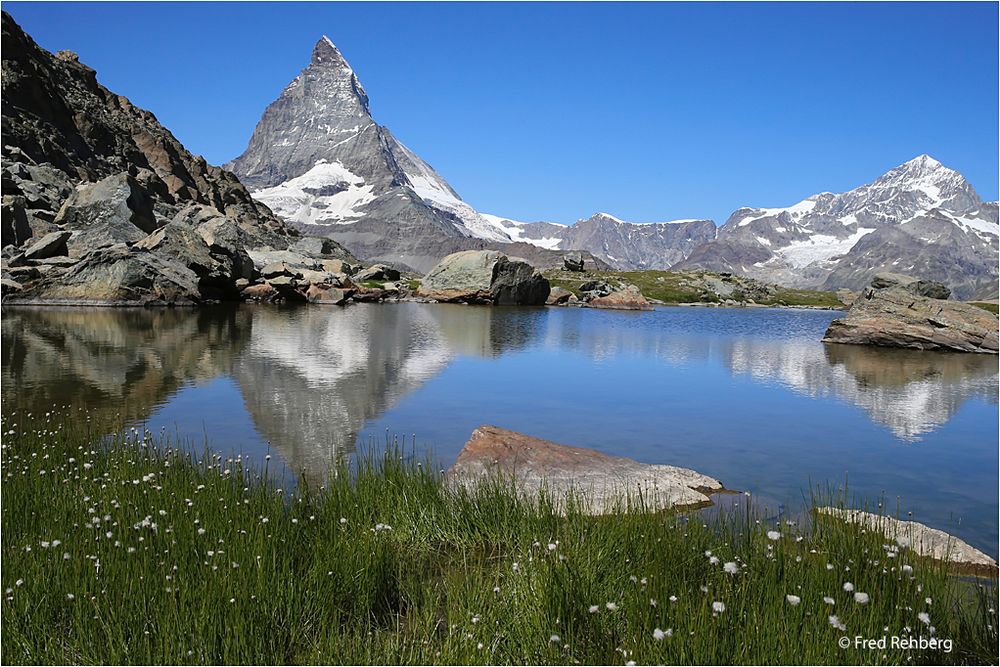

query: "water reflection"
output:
2 304 996 475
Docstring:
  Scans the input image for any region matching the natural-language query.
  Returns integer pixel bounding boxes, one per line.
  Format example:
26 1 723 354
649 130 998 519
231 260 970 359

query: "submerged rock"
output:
418 250 550 305
816 508 997 572
823 275 998 354
445 425 724 514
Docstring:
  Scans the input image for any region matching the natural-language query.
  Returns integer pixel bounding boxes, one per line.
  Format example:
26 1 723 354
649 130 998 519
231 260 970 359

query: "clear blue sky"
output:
6 2 998 224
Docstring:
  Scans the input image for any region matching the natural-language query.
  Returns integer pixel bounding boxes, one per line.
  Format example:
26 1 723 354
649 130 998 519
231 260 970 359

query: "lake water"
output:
3 303 997 555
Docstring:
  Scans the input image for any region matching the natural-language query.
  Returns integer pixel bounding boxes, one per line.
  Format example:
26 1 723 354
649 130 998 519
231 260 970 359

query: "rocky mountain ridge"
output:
0 12 355 305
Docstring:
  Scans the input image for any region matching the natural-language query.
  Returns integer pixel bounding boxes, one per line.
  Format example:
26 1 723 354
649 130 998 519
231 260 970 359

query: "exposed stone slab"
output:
445 425 724 514
816 508 997 571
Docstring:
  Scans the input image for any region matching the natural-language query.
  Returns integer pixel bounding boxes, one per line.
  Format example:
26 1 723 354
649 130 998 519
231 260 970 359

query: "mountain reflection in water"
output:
3 303 996 553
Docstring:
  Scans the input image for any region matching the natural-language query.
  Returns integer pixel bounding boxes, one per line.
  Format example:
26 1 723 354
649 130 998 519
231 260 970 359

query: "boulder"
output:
241 282 279 302
546 286 575 305
563 251 585 272
1 277 23 296
354 263 400 283
816 508 997 573
1 195 32 247
578 279 613 297
418 250 550 305
54 173 158 256
823 276 998 354
320 258 355 275
291 236 343 257
10 244 200 305
306 285 353 305
445 426 724 515
835 288 857 308
22 230 71 260
870 272 951 300
589 285 653 311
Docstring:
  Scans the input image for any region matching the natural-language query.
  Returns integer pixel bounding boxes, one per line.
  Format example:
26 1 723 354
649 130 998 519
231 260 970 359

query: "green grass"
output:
543 269 843 309
2 409 995 665
969 302 999 315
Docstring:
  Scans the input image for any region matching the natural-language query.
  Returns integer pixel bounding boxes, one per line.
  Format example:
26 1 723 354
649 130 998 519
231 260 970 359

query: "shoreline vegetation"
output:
2 410 996 665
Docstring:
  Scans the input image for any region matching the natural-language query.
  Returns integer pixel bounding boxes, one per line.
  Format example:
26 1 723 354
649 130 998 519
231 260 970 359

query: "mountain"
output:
482 212 718 270
675 155 998 299
227 36 529 273
1 11 353 304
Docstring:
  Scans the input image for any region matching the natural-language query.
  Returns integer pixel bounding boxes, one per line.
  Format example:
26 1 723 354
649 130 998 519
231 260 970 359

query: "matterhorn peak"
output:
311 35 351 70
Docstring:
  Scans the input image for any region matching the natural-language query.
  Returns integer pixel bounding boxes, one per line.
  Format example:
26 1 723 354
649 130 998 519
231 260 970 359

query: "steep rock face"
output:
481 212 717 270
675 156 998 299
0 12 352 304
227 36 515 272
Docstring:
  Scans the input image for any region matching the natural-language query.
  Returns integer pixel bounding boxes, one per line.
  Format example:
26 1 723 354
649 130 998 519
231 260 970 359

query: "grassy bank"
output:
2 409 995 665
543 269 844 309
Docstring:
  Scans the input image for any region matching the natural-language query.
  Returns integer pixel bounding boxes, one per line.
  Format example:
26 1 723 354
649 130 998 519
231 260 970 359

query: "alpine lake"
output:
3 302 997 556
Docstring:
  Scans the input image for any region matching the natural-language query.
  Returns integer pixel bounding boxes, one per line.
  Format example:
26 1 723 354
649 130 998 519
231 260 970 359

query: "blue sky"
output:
6 2 998 225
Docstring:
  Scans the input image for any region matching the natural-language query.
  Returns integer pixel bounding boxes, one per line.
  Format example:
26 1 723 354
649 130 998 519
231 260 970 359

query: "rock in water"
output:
823 275 998 354
546 286 575 305
418 250 550 305
816 508 997 572
445 426 724 514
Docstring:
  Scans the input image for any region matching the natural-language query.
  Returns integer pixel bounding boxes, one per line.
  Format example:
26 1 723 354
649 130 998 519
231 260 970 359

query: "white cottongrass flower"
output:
766 530 781 540
606 602 619 611
669 595 678 603
902 564 913 575
843 582 855 592
925 597 932 606
823 596 835 605
15 579 23 587
588 605 599 613
712 601 726 613
709 556 719 565
339 517 348 525
723 562 739 574
896 535 910 548
918 612 931 626
853 592 870 604
66 593 75 600
829 615 847 631
826 563 834 570
547 543 557 551
549 634 561 643
786 595 801 606
653 627 672 641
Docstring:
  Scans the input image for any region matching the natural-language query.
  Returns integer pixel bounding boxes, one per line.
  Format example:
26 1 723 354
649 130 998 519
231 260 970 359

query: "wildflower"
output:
261 517 269 524
653 627 672 641
547 543 557 551
472 615 481 624
723 561 739 574
918 612 930 626
606 602 619 611
786 595 801 606
15 579 23 587
854 592 870 604
588 605 599 613
712 601 726 613
709 556 719 565
896 536 910 548
766 530 781 541
477 642 484 650
512 562 520 573
843 582 855 592
549 634 561 643
829 615 847 631
66 593 75 600
197 528 206 536
823 596 835 605
339 517 347 525
925 597 932 606
669 595 678 603
902 564 913 575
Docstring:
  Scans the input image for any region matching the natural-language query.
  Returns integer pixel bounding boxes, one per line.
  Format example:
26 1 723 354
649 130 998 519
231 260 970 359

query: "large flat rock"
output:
816 508 997 572
823 276 998 354
445 425 724 514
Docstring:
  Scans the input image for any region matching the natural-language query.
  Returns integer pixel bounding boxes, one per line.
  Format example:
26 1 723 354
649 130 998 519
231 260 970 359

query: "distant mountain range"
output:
231 36 997 297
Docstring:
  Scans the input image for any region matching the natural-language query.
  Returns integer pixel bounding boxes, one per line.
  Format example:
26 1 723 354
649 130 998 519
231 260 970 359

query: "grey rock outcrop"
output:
563 251 584 272
445 425 724 514
21 229 69 260
418 250 550 305
823 275 998 354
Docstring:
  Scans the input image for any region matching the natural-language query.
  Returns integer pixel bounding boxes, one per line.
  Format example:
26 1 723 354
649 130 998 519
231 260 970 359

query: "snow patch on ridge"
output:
252 160 376 224
775 228 876 268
